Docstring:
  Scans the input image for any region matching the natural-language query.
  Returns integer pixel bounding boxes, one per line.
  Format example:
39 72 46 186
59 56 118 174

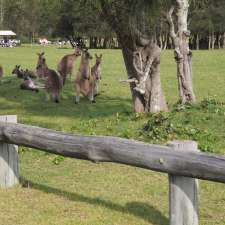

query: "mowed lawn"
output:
0 45 225 225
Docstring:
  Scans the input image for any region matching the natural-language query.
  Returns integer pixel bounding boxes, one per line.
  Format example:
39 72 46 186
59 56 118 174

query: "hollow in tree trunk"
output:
167 0 196 104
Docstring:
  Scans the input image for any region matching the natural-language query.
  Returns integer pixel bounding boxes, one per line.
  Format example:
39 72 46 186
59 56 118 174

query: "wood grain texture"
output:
0 122 225 183
168 141 199 225
0 116 19 188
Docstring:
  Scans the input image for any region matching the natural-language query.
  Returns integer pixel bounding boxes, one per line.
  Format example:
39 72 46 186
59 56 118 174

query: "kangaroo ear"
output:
95 54 98 58
100 54 102 58
18 65 21 68
41 52 45 56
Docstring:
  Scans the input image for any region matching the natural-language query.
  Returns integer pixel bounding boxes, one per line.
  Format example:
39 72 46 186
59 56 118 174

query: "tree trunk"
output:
167 0 196 104
208 35 211 50
211 32 216 50
103 37 110 49
120 39 168 113
163 33 168 50
120 44 145 113
223 32 225 49
218 34 222 49
159 33 163 49
196 34 199 50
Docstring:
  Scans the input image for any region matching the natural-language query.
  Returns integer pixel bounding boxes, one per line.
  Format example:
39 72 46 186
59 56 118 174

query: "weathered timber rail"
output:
0 115 225 225
0 120 225 183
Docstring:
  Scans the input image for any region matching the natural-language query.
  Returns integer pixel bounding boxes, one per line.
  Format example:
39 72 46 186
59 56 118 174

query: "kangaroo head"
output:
36 52 46 70
23 69 31 80
12 65 21 74
74 48 82 57
83 49 93 60
36 52 47 77
95 54 102 66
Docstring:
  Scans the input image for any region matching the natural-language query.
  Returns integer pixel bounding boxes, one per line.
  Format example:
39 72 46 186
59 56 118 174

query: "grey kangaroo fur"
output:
36 52 63 103
74 49 97 103
57 48 82 85
12 65 37 79
20 72 39 92
91 54 102 96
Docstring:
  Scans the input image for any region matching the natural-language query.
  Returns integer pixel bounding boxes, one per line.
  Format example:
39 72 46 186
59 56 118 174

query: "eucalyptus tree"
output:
91 0 168 113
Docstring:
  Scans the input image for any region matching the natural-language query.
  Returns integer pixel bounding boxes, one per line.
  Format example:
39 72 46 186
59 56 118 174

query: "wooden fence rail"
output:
0 115 225 225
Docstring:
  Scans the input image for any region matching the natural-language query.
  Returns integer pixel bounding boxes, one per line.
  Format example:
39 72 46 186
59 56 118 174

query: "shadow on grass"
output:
0 78 132 120
21 178 168 225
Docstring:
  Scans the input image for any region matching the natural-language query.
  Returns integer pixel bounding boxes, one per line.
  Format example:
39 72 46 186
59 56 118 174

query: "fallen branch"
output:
119 78 138 84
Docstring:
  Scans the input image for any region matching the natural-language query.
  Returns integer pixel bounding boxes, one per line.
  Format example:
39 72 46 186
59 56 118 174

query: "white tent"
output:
0 30 16 36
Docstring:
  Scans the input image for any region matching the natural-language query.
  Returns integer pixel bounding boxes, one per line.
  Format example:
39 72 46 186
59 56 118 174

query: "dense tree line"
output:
0 0 224 49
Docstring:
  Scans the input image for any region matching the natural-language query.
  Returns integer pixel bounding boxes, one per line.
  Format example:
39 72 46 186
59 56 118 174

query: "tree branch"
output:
167 6 177 40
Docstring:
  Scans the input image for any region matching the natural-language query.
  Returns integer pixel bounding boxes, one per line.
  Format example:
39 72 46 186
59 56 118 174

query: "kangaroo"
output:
36 52 63 103
24 69 37 79
20 73 39 92
57 48 82 85
74 49 96 104
91 54 102 96
12 65 37 79
12 65 24 79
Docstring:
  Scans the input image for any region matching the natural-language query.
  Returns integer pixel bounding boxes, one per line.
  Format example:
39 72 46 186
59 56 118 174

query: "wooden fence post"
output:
0 115 19 188
168 141 199 225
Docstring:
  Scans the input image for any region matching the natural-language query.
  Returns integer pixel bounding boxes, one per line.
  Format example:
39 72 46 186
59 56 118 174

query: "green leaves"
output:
140 99 222 153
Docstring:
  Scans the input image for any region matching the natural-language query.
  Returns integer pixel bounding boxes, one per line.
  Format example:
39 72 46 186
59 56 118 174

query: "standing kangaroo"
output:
91 54 102 96
57 48 82 85
36 52 63 103
74 49 96 104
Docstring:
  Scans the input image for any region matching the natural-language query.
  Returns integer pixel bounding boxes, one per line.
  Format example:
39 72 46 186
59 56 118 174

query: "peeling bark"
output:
121 40 168 113
167 0 196 104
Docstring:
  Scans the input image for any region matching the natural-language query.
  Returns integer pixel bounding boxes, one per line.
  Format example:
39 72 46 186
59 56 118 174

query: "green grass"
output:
0 45 225 224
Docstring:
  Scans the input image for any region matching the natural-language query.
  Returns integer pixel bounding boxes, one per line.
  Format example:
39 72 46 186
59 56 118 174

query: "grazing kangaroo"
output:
20 73 39 92
36 52 63 103
91 54 102 96
74 49 96 104
12 65 24 79
57 48 82 85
